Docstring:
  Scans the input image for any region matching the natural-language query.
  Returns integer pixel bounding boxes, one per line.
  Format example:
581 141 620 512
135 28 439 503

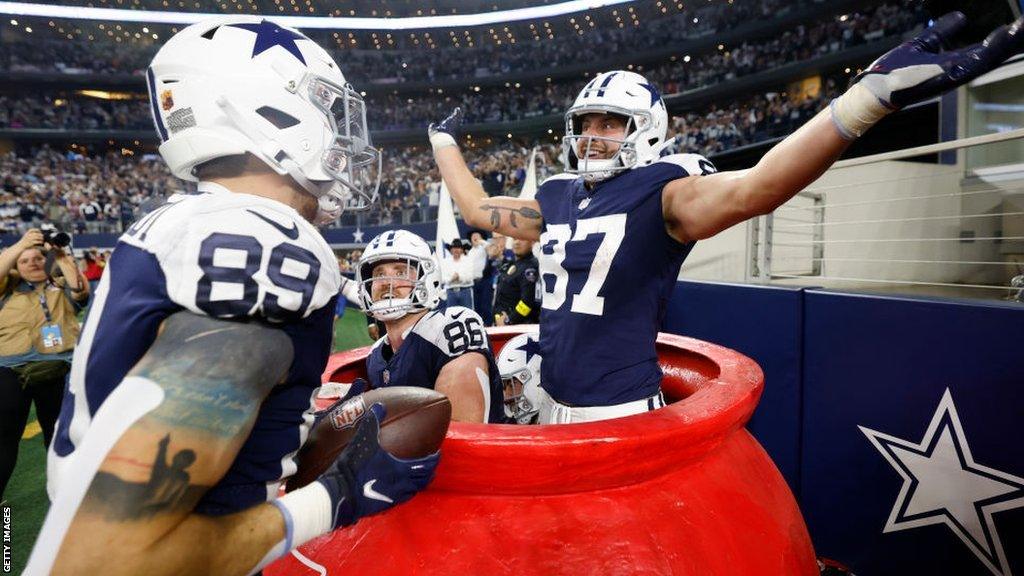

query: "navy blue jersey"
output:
534 154 713 406
365 306 506 424
47 183 341 515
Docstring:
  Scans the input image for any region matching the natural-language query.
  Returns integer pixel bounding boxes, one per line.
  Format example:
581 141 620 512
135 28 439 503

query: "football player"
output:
26 17 438 576
496 332 543 425
429 13 1024 423
357 230 507 423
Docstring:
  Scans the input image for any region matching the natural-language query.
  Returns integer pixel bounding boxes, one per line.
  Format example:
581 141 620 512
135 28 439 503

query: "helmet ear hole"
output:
256 106 300 129
200 26 220 40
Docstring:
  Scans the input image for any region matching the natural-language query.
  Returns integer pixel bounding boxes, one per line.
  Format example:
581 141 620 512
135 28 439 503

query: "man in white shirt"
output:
440 238 483 309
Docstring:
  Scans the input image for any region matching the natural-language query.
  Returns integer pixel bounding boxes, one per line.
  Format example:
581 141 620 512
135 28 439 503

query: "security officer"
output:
493 238 539 325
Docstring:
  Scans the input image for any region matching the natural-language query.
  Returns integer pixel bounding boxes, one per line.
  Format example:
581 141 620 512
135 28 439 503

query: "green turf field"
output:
3 309 373 574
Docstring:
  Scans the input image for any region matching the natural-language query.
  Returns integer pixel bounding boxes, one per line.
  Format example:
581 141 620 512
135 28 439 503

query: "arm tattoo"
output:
131 312 295 436
480 203 542 230
80 312 296 520
84 434 205 520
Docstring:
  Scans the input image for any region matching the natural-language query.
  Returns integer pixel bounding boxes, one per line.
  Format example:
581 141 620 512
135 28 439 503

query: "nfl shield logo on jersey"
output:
330 397 367 430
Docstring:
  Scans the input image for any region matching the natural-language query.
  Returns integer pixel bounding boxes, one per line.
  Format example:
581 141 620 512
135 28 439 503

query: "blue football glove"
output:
315 403 439 529
832 12 1024 138
427 107 463 151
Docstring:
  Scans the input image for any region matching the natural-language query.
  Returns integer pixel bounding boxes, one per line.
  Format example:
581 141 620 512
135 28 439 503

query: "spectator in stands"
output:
468 231 496 324
0 228 89 498
78 198 101 233
82 248 104 294
492 238 540 326
440 238 483 309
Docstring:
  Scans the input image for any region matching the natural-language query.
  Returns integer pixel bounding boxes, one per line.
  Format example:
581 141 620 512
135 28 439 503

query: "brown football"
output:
287 386 451 491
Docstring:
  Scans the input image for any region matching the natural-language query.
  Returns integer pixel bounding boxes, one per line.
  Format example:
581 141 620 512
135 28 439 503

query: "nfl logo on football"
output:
330 398 366 430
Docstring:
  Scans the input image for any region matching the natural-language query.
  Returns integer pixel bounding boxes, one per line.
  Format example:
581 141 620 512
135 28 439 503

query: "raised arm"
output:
663 110 848 242
0 229 43 279
429 108 543 241
664 12 1024 243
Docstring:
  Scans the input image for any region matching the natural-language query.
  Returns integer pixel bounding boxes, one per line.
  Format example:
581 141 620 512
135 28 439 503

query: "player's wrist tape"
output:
515 301 532 317
829 83 892 140
272 481 335 551
429 131 458 152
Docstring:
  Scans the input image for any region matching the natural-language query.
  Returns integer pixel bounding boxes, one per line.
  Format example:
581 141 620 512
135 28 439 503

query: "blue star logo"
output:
515 337 542 364
228 19 307 65
640 82 661 107
860 389 1024 576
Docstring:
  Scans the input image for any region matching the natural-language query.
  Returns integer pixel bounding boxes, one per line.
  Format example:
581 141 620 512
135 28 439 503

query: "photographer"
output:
0 228 88 498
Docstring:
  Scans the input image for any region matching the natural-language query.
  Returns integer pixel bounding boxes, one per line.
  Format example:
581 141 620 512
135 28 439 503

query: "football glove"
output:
831 12 1024 138
428 107 464 151
316 403 439 529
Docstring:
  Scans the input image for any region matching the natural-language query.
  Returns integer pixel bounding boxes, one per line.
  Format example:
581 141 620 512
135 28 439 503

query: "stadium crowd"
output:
1 73 842 236
1 148 176 235
0 1 925 133
0 0 923 237
0 1 923 133
0 95 150 131
372 1 922 128
0 0 820 79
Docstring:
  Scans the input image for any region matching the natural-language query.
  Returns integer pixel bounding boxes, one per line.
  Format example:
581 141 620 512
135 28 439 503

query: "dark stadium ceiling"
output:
18 0 637 18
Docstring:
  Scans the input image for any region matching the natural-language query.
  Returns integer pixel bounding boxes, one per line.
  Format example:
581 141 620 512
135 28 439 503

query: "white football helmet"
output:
562 70 669 182
147 16 381 223
497 332 542 424
357 231 442 321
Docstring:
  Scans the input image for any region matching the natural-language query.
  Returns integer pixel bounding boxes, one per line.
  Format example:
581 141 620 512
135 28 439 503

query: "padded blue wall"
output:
665 282 1024 575
663 280 805 495
800 291 1024 575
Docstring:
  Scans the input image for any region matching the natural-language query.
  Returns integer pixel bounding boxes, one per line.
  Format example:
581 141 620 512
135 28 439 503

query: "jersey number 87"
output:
540 213 626 317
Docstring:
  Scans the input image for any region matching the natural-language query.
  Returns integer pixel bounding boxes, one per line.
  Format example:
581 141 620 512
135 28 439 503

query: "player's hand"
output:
833 12 1024 138
429 107 463 138
315 403 439 529
857 12 1024 109
313 378 370 428
428 107 463 151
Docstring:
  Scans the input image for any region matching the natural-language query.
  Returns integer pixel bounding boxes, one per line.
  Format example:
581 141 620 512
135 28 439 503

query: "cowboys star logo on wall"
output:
860 389 1024 576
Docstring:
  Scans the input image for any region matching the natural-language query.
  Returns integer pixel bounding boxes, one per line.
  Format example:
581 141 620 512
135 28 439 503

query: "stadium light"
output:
0 0 637 30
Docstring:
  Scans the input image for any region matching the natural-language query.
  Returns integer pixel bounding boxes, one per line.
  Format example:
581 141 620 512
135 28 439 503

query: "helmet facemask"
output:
562 106 652 183
502 371 537 423
357 254 437 321
305 75 381 220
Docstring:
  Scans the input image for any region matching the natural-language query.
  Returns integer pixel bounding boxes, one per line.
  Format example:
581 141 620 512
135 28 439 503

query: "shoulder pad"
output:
412 307 489 357
655 153 717 177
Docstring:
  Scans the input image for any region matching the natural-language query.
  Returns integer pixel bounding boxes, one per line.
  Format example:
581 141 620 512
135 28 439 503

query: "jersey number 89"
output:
196 232 321 322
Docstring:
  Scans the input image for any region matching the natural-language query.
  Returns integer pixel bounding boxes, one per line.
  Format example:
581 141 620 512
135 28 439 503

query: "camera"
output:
39 224 72 248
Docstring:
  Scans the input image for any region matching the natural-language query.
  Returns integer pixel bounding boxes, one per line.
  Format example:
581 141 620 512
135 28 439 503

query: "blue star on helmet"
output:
516 338 542 364
227 19 307 65
640 82 661 107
